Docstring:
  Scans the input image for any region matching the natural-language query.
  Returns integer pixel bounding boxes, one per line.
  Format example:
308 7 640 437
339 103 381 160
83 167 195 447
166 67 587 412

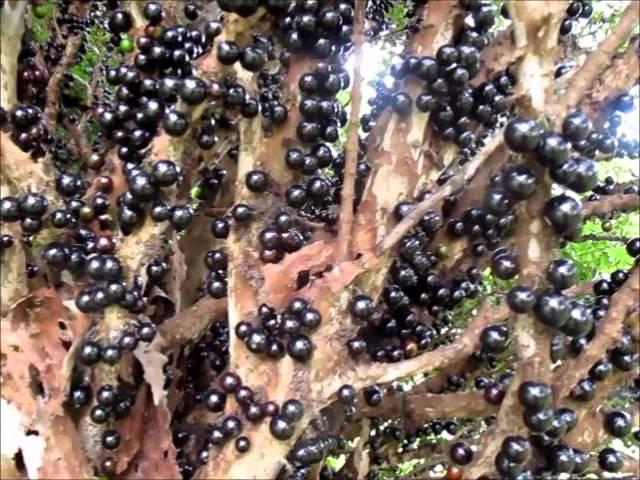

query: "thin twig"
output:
63 117 92 161
44 35 83 131
158 296 227 348
377 130 504 253
336 1 366 262
582 193 640 217
576 233 631 243
562 2 640 112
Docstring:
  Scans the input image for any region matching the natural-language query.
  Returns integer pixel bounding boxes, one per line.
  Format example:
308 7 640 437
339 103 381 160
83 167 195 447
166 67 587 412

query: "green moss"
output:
31 0 55 43
64 23 117 104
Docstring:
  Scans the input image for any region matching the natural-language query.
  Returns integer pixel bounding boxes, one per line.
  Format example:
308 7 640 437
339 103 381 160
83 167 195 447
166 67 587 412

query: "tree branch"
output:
563 368 639 450
555 265 639 398
359 390 497 423
582 193 640 218
580 35 640 122
158 296 227 348
63 117 92 161
336 1 365 262
44 35 83 132
357 301 509 385
377 130 504 253
336 419 370 480
562 2 640 112
576 233 631 243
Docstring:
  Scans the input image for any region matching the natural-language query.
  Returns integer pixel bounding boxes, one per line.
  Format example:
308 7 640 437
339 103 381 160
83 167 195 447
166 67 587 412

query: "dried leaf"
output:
260 240 336 308
134 338 168 406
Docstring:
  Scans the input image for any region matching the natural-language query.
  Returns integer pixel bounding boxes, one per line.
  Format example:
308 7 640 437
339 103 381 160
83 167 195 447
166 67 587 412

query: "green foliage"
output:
30 0 55 43
84 120 101 145
375 459 423 480
562 212 638 282
336 89 351 108
386 1 413 31
575 1 632 53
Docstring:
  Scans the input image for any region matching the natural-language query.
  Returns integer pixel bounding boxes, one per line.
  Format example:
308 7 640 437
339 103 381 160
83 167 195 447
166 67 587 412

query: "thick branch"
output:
562 2 640 111
336 1 365 262
0 0 28 109
360 390 496 423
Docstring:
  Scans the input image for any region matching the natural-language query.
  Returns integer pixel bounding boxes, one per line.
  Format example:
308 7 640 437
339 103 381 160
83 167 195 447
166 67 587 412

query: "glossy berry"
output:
287 335 313 362
102 429 121 450
391 93 412 116
501 436 529 463
90 405 110 424
544 194 582 235
546 258 577 290
589 358 613 381
349 295 375 319
534 289 570 328
203 389 226 412
217 41 240 65
240 46 266 72
108 10 132 34
480 324 510 354
163 110 189 137
270 415 295 440
68 384 92 408
571 377 597 401
504 118 544 153
598 448 622 472
363 385 383 407
0 196 20 222
562 110 591 143
449 442 473 465
235 436 251 453
536 132 570 167
604 411 631 438
507 286 536 313
503 166 537 200
219 372 241 393
337 385 356 405
626 237 640 257
518 381 552 411
245 170 269 193
491 252 519 280
522 407 554 432
79 341 101 365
